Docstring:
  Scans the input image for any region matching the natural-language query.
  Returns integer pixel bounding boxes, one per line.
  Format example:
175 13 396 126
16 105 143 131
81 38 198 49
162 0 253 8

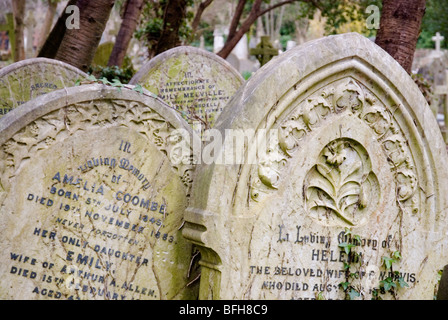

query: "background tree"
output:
55 0 116 71
418 0 448 49
37 0 58 51
11 0 26 61
375 0 427 74
39 0 77 59
108 0 145 67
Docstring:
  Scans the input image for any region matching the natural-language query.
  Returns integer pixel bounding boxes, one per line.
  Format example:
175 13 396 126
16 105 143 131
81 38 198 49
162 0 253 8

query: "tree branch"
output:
217 0 323 59
191 0 214 34
228 0 248 41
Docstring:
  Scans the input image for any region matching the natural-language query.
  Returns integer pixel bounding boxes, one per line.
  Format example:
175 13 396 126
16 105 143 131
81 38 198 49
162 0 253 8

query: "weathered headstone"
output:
130 46 244 133
250 36 279 67
184 33 448 300
0 84 200 300
0 58 88 118
92 42 115 67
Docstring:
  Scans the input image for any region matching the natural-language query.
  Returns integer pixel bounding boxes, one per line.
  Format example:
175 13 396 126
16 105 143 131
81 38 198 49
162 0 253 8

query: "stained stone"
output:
0 84 200 300
183 33 448 300
0 58 88 118
130 46 244 133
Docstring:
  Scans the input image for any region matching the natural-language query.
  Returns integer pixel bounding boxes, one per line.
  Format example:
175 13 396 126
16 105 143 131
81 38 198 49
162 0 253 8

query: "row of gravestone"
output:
0 33 448 300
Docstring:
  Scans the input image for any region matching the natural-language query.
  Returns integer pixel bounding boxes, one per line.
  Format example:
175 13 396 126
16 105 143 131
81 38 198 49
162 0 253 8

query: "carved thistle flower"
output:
323 140 348 167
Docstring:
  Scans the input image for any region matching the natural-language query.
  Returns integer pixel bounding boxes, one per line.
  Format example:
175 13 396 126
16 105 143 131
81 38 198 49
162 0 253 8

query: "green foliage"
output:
88 56 135 84
419 0 448 49
337 228 408 300
297 0 382 35
135 0 194 52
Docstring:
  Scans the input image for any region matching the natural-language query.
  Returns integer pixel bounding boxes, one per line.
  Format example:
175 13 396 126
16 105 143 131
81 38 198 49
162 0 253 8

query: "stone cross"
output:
432 32 445 52
250 36 278 66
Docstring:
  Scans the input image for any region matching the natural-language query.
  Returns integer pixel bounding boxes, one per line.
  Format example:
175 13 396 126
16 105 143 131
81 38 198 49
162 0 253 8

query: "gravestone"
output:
0 58 88 118
0 84 200 300
250 36 279 67
130 46 244 133
183 33 448 300
92 42 115 67
433 32 445 56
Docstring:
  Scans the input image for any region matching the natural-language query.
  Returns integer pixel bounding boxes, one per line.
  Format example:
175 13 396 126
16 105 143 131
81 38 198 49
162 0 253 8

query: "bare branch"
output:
191 0 214 34
228 0 248 41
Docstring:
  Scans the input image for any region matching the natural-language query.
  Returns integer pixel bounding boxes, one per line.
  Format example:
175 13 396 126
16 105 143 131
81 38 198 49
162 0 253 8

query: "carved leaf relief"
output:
304 139 380 227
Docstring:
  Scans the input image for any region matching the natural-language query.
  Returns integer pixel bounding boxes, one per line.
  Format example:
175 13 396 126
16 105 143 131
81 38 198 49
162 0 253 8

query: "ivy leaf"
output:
87 75 97 82
348 288 360 300
133 84 144 94
339 281 350 291
99 77 112 86
397 277 409 288
344 227 352 236
111 79 124 92
382 256 395 270
339 242 356 255
380 278 396 292
392 251 402 260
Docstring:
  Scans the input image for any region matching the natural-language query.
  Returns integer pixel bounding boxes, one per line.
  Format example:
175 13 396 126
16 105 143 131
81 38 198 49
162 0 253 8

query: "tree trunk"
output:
37 0 58 51
55 0 116 71
108 0 144 67
11 0 26 61
154 0 188 55
191 0 214 35
217 0 296 59
217 0 262 59
38 0 78 59
375 0 426 74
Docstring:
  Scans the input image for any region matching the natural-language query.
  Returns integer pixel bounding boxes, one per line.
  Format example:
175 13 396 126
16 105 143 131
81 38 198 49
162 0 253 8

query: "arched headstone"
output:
0 58 88 118
184 33 448 300
130 46 244 133
0 84 200 300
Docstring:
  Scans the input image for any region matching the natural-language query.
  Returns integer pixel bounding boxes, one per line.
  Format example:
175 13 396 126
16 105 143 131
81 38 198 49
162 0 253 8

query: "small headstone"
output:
0 84 200 300
286 40 297 51
130 46 244 133
213 28 225 54
250 36 279 67
0 58 88 118
184 33 448 300
92 42 115 67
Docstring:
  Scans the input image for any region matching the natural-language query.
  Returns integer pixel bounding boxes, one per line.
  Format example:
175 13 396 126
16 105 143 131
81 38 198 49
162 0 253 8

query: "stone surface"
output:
129 46 244 133
0 58 88 118
0 84 200 300
183 33 448 300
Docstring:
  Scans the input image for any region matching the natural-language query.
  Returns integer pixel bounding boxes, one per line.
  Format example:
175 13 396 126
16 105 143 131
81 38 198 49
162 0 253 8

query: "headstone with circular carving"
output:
183 33 448 300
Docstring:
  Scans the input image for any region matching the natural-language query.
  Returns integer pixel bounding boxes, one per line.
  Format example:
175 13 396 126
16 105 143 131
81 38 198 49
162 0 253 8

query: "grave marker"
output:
250 36 279 67
432 32 445 54
0 58 88 118
184 33 448 300
130 46 244 134
0 84 200 300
